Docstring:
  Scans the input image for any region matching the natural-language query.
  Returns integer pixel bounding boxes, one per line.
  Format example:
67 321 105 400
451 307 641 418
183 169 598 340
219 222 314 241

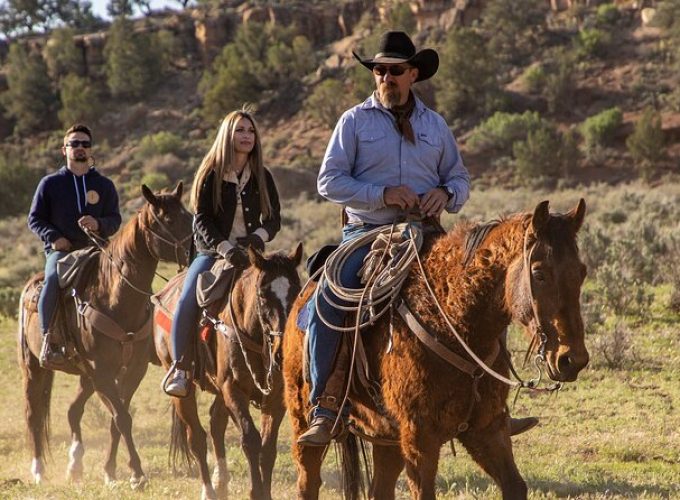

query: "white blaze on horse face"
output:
269 276 291 311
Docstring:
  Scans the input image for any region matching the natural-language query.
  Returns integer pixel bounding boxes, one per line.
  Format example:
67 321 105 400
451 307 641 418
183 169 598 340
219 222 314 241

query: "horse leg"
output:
288 402 325 499
401 428 440 500
259 395 286 498
209 396 229 499
370 444 404 499
174 391 217 500
92 376 146 489
66 376 94 482
103 359 149 484
457 419 527 500
221 382 265 500
21 351 54 485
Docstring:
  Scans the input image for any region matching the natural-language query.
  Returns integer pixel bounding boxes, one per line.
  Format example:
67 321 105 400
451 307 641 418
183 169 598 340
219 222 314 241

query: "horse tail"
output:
169 403 194 475
18 285 54 463
338 431 364 500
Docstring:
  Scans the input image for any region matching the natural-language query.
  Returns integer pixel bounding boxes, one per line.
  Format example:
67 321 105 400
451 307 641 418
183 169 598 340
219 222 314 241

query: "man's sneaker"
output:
297 416 338 447
509 416 539 436
39 334 66 369
164 369 191 397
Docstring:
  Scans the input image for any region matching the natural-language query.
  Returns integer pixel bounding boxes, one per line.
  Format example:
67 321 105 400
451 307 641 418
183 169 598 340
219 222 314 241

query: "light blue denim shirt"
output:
317 92 470 225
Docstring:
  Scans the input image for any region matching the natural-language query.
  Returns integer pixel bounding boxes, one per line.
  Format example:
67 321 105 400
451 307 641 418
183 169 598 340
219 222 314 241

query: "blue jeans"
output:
307 223 379 419
171 252 215 366
38 250 68 335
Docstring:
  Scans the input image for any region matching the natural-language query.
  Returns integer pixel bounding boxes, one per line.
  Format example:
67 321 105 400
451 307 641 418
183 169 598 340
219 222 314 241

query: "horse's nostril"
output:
557 354 572 373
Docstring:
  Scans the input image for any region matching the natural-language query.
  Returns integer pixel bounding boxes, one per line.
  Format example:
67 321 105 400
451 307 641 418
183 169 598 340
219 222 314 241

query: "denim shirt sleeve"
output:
436 115 470 213
317 111 386 211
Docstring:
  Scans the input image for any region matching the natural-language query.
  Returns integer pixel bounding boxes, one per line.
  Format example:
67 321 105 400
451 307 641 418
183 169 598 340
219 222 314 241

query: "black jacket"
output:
193 168 281 256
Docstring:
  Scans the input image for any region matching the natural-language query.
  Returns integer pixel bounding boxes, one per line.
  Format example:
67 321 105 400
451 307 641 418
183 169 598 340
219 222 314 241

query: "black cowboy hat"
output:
352 31 439 82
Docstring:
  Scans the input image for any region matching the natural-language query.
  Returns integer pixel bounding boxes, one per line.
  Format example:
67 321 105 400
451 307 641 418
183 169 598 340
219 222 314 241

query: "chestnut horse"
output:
154 243 303 500
283 200 589 499
18 183 192 488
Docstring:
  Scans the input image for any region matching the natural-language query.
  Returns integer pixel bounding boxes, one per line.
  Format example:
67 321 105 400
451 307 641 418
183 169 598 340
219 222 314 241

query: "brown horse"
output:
283 200 589 499
18 183 192 488
154 243 303 500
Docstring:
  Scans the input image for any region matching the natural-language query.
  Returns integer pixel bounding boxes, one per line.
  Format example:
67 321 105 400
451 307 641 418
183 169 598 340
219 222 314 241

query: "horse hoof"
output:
104 472 118 488
201 484 218 500
130 474 148 491
31 458 44 485
67 466 83 483
211 459 229 497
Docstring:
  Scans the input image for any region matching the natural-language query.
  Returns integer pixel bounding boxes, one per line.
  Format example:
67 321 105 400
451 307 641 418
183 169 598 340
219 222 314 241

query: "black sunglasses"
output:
372 65 410 77
66 140 92 148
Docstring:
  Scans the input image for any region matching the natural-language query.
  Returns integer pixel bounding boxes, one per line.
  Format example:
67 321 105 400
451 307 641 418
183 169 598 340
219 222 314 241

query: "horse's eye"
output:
532 268 546 282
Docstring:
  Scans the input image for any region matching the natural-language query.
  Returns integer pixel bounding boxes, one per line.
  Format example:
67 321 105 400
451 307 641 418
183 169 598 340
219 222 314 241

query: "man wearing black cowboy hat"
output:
299 31 538 446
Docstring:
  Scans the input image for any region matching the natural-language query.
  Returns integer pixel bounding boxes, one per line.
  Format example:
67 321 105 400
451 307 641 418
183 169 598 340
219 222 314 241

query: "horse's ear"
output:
531 200 550 236
141 184 159 207
172 181 183 200
288 242 303 267
247 246 267 269
567 198 586 233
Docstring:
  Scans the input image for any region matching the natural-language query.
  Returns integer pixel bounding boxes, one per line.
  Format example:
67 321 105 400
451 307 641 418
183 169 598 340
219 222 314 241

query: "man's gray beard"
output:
379 86 401 109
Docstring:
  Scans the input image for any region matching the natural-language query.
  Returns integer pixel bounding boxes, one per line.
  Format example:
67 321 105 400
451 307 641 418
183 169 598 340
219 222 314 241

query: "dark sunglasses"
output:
66 140 92 148
372 65 410 77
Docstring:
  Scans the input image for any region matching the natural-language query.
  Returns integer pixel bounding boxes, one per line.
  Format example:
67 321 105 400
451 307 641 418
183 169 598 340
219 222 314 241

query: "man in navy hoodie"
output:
28 124 121 367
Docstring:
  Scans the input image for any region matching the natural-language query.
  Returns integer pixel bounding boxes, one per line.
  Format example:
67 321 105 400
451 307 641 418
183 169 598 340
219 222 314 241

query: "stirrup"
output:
161 361 192 398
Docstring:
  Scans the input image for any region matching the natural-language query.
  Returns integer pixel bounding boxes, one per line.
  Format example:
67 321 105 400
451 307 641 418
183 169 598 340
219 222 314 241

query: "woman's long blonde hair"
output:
190 109 272 219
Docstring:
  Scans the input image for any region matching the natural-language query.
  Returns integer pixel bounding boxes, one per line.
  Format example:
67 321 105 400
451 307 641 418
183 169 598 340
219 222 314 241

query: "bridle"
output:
140 206 193 273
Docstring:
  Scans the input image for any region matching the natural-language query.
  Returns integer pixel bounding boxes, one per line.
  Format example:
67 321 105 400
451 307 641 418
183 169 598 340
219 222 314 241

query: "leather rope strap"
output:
396 300 500 376
76 296 153 375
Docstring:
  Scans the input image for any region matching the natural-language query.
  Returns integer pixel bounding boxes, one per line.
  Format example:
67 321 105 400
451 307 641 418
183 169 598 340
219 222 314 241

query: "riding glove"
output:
236 234 265 252
226 247 250 268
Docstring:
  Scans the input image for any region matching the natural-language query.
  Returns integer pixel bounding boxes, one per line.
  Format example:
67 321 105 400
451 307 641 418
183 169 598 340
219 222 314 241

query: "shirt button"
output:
241 191 246 196
247 223 252 227
245 207 249 212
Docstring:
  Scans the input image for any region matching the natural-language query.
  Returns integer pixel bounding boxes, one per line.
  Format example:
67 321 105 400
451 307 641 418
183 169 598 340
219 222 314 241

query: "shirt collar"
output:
362 92 426 116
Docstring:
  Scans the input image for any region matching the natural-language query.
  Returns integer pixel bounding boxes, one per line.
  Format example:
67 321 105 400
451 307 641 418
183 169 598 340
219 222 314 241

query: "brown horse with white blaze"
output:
18 183 192 488
154 243 303 500
283 199 589 499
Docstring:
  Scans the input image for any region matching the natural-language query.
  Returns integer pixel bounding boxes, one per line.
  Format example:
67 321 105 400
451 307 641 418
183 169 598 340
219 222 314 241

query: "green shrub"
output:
575 28 612 59
43 27 82 81
137 131 184 159
579 107 623 153
0 286 20 319
513 125 563 181
58 74 103 127
1 44 58 133
626 107 665 181
434 27 499 120
104 18 169 99
350 63 376 101
596 3 621 27
386 1 416 33
140 172 170 191
543 48 577 114
467 111 545 154
520 64 546 93
0 151 42 217
200 23 316 121
483 0 548 64
305 79 351 129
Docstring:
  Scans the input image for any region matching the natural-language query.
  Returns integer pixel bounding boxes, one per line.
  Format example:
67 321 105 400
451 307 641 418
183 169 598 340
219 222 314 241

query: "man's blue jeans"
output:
307 223 380 419
38 250 68 335
171 252 215 366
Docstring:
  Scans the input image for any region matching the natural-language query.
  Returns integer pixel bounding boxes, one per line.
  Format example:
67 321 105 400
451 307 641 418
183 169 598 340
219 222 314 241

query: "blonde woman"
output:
164 109 281 397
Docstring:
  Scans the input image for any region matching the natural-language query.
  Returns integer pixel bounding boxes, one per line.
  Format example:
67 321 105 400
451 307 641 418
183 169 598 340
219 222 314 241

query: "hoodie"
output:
28 166 122 254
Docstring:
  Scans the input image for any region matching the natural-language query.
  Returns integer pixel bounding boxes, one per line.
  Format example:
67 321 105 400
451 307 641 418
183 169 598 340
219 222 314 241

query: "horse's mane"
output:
91 206 146 303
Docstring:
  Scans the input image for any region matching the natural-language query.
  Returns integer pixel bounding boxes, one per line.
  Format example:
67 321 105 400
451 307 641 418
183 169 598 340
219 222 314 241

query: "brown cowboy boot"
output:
298 336 350 447
509 416 539 436
39 332 66 369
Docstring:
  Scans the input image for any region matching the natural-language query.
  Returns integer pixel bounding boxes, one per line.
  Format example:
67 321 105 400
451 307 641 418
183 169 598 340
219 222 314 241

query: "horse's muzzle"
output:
549 349 589 382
